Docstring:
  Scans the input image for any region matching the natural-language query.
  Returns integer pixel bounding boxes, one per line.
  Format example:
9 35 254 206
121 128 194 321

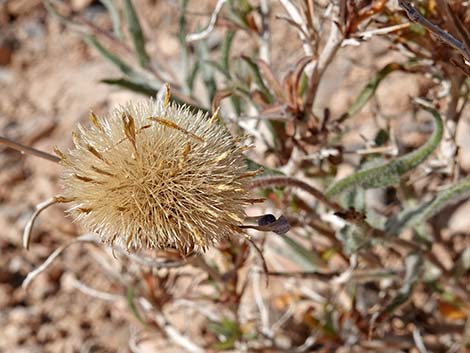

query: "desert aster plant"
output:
51 90 257 253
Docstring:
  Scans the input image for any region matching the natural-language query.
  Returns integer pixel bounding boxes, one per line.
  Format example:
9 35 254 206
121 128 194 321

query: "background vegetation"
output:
0 0 469 352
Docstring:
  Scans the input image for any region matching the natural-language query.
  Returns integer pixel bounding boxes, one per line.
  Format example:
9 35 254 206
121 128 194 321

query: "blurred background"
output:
0 0 469 352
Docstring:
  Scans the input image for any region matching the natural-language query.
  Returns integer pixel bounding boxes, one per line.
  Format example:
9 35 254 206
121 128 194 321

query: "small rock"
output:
6 0 41 16
71 0 94 11
0 67 15 83
448 201 470 233
456 116 470 171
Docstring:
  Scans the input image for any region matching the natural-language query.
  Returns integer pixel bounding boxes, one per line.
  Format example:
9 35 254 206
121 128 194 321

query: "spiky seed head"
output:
57 98 254 253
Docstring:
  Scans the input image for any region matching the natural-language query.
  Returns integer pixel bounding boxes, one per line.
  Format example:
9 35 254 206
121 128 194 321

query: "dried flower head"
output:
55 97 256 253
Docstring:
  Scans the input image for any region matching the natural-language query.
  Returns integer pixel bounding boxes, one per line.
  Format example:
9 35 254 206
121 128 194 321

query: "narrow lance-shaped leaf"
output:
341 63 403 120
44 1 146 86
101 77 157 96
379 253 423 317
221 30 235 74
239 56 283 148
178 0 191 94
101 78 207 114
326 106 443 197
187 61 200 92
123 0 150 68
126 287 145 324
281 234 322 270
256 59 288 102
220 30 242 114
385 177 470 234
196 39 217 104
99 0 123 39
204 60 230 79
259 213 320 270
84 35 136 76
241 56 274 103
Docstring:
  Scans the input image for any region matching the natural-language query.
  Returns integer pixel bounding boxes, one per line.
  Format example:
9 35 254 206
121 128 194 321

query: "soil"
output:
1 1 469 352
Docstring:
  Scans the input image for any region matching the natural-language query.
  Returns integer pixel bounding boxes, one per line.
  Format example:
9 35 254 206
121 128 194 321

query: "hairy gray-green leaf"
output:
343 187 366 212
326 107 443 197
386 177 470 234
123 0 150 68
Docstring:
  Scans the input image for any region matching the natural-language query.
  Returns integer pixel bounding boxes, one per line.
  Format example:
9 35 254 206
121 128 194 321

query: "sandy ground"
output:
1 1 469 352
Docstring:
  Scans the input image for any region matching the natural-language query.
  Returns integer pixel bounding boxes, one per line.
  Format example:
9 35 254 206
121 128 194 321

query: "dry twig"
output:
399 0 470 62
185 0 227 42
0 136 60 163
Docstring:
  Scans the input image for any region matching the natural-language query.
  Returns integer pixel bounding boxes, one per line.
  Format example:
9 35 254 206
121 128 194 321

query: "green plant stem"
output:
326 107 443 197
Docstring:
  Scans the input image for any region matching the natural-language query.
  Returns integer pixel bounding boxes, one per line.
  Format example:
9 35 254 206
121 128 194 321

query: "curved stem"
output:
23 197 57 250
0 136 60 163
